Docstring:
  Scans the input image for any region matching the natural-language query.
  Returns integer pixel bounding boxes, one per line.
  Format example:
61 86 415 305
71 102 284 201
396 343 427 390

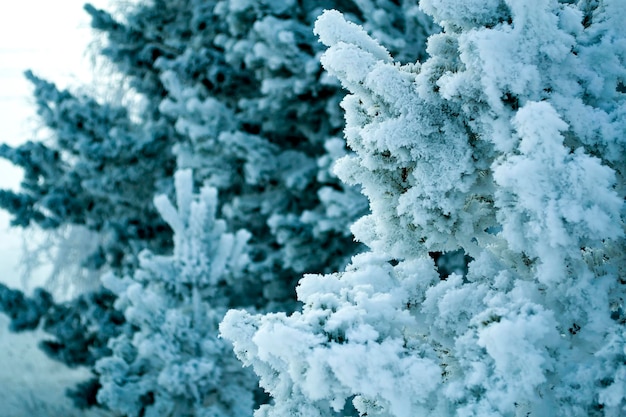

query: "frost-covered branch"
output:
223 3 626 416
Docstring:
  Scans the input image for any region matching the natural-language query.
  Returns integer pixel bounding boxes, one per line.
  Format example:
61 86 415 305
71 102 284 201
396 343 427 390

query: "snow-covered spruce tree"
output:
222 3 626 416
95 170 258 417
0 71 174 272
0 70 175 408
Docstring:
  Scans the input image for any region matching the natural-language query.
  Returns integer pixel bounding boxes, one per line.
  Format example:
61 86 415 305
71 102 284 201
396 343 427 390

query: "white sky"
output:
0 0 110 291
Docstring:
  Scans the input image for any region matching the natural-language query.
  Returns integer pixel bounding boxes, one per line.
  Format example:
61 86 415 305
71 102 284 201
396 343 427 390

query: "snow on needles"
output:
222 2 626 416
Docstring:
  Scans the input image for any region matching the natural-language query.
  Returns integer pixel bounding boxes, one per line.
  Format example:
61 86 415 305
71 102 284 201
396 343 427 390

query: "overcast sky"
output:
0 0 110 291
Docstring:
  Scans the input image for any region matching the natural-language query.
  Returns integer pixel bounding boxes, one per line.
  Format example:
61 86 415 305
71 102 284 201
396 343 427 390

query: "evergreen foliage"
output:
222 2 626 416
76 3 434 413
1 1 390 406
96 170 258 417
0 284 130 408
7 0 621 416
83 0 433 307
0 283 53 331
0 71 174 272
